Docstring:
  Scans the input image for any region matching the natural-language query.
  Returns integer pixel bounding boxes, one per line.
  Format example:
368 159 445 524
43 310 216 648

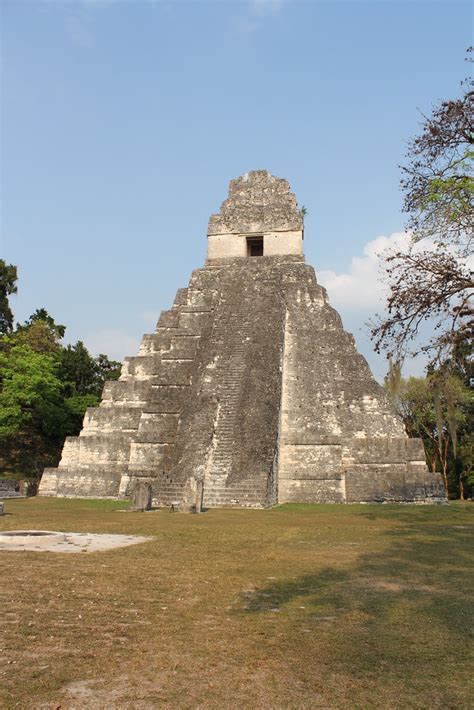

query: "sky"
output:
1 0 472 381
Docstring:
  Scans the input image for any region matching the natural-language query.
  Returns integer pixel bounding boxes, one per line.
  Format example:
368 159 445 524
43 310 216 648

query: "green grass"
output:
1 498 473 709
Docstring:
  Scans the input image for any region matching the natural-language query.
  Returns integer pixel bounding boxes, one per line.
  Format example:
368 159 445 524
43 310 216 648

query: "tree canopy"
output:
386 371 472 499
372 53 473 498
0 260 18 335
371 51 473 369
0 290 121 478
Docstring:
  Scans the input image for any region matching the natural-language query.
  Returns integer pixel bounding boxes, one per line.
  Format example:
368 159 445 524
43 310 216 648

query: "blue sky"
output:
1 0 471 379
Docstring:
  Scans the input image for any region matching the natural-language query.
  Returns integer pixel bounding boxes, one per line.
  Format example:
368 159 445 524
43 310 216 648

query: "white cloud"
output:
318 231 411 313
83 329 140 361
317 231 431 381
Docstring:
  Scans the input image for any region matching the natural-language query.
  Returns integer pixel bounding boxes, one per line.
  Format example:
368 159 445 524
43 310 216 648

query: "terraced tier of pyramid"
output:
39 171 445 507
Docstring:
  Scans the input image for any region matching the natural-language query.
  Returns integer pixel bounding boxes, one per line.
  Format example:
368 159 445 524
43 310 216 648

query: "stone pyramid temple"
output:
39 171 444 508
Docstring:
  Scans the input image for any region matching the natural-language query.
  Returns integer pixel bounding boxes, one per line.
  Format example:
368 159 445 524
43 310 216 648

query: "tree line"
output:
0 264 121 479
372 49 473 499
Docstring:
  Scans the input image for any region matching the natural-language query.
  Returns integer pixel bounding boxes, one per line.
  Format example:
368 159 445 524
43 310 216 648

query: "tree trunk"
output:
440 438 449 496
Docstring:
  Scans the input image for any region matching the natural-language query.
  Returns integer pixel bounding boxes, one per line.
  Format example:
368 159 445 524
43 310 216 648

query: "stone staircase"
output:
203 301 255 506
128 272 217 505
200 269 282 508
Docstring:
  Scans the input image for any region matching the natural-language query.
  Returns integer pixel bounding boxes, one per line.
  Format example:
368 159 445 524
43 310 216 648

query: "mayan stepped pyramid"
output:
40 171 444 508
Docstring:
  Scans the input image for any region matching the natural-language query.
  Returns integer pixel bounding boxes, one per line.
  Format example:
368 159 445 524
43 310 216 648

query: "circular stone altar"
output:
0 530 150 553
1 530 66 542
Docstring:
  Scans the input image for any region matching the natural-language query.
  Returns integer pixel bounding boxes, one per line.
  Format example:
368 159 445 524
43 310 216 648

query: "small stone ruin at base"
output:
39 171 445 508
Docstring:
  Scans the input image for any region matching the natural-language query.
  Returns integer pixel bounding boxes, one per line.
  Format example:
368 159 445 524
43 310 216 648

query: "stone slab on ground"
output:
0 530 151 553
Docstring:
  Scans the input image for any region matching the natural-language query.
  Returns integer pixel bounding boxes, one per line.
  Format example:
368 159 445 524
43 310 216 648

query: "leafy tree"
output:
63 393 101 435
0 298 121 476
371 52 473 368
0 260 18 335
59 342 121 398
59 341 100 396
0 343 62 438
93 352 121 393
387 371 472 498
0 342 66 475
403 69 473 252
14 309 66 354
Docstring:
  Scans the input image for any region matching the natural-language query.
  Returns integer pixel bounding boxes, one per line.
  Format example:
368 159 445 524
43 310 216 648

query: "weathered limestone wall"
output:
277 263 444 503
208 170 303 236
264 231 303 257
207 234 248 259
207 171 304 260
207 231 303 260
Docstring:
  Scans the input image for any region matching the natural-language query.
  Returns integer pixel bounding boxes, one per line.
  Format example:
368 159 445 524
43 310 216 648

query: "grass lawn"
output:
1 498 473 709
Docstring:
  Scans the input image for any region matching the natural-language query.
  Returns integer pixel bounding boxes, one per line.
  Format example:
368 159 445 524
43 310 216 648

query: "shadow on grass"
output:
238 522 473 640
235 521 473 705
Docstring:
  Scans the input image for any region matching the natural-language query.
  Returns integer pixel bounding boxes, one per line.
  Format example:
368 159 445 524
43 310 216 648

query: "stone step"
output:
83 407 142 434
204 482 269 492
157 309 180 328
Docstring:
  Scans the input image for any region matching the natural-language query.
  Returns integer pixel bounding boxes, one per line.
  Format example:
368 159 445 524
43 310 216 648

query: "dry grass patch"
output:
1 498 473 709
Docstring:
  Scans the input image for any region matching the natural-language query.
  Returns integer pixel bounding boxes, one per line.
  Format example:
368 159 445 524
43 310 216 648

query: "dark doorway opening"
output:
247 236 264 257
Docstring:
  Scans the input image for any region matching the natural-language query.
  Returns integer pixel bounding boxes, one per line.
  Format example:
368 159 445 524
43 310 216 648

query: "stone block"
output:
279 444 343 480
166 335 200 359
59 437 80 466
173 288 189 307
157 309 180 328
134 412 179 443
345 464 408 502
131 481 153 511
121 355 160 380
146 384 189 413
77 434 132 465
178 310 210 335
349 438 408 464
279 478 344 503
153 359 193 386
83 407 142 434
41 466 123 499
102 380 151 406
128 442 174 473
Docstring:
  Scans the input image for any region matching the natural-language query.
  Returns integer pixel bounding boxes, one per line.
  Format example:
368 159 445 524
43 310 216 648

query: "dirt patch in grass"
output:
1 498 473 709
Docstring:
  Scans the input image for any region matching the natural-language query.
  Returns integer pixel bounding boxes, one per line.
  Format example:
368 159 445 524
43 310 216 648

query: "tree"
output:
0 271 122 477
93 352 121 393
0 343 63 438
386 371 472 499
59 341 100 396
0 260 18 335
371 52 473 368
59 342 121 397
0 342 66 475
13 309 66 354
